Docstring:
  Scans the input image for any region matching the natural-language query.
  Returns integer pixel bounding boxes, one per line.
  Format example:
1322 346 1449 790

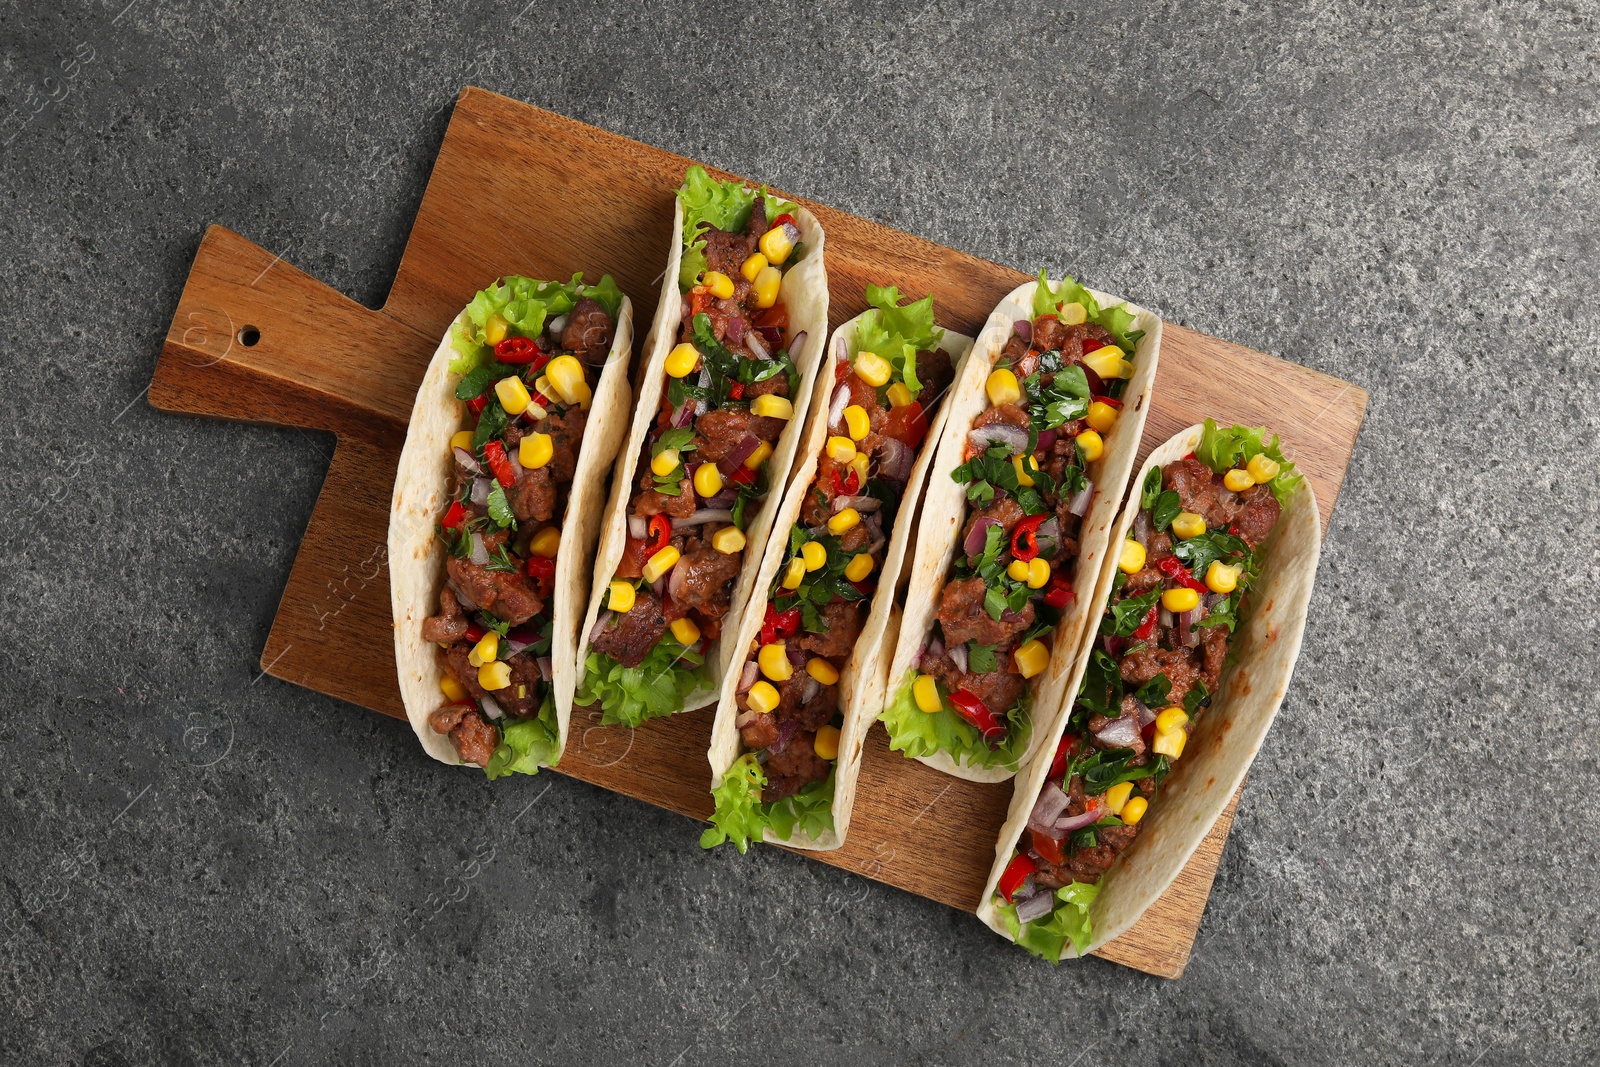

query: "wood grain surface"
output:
148 87 1366 979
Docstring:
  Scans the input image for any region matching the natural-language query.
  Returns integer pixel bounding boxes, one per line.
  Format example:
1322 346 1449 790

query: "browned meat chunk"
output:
590 589 668 668
428 702 500 767
961 496 1025 552
794 599 865 661
694 408 755 462
544 405 588 483
770 671 812 724
763 731 829 801
746 371 788 398
936 577 1034 649
422 585 468 644
510 464 556 522
972 402 1031 432
914 347 954 408
1200 624 1228 695
797 681 838 730
560 297 614 365
837 374 886 435
739 712 779 751
801 455 842 526
1164 457 1241 529
962 666 1026 716
700 207 763 277
1119 645 1203 708
1232 484 1282 548
1122 565 1163 595
672 542 742 620
446 538 543 626
633 476 696 518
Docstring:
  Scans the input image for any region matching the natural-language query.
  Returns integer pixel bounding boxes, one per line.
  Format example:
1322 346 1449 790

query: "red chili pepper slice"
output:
494 337 541 364
467 395 488 416
526 556 555 598
645 514 673 557
772 212 799 233
1091 394 1122 409
1011 514 1048 562
483 440 515 487
948 689 1006 744
1047 734 1077 780
441 500 468 531
1156 555 1207 593
464 623 486 644
728 382 744 400
830 466 860 497
998 853 1037 903
1132 604 1159 641
1043 574 1076 610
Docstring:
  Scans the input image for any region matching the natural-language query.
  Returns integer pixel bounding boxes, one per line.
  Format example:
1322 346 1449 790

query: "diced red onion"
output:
786 644 807 667
948 642 969 673
738 659 759 694
1159 607 1173 630
719 435 761 476
1036 428 1058 452
470 477 490 508
681 296 692 321
744 329 769 361
1027 782 1071 832
1000 609 1025 624
1054 801 1105 833
802 677 820 704
673 509 734 528
702 490 737 509
588 610 614 643
1180 606 1202 648
536 656 553 681
829 381 850 428
1101 634 1125 659
480 695 504 721
788 331 807 360
1079 360 1106 396
671 401 697 429
504 626 539 656
628 515 647 540
1134 700 1156 727
1094 714 1143 749
877 437 913 484
654 572 670 599
454 447 484 475
726 316 745 344
969 424 1029 455
507 451 524 479
833 495 881 514
1013 319 1033 341
1067 480 1094 517
964 517 1000 557
1036 516 1062 559
735 709 758 728
780 220 801 245
758 325 782 348
926 635 945 663
1015 887 1055 923
469 533 490 566
1204 592 1226 611
548 314 569 336
775 717 800 751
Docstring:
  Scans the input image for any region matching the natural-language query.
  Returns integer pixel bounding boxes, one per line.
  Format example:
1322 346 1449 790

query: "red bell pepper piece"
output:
688 289 715 317
1156 555 1207 593
1047 734 1077 780
441 500 468 531
761 603 801 645
467 395 488 417
1082 338 1108 353
1043 573 1075 609
1132 604 1159 641
1029 828 1067 867
730 465 757 485
849 579 875 599
1011 514 1048 562
645 514 673 557
464 623 486 644
728 382 744 400
947 689 1006 744
831 466 860 497
483 440 515 487
998 853 1037 903
494 337 541 364
526 556 555 598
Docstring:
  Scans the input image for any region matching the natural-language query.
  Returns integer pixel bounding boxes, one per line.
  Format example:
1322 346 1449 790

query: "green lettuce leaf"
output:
677 165 796 292
852 284 945 398
448 273 623 376
878 671 1032 772
484 694 561 779
994 880 1101 962
1193 418 1303 506
577 637 709 728
700 755 836 853
1030 269 1142 352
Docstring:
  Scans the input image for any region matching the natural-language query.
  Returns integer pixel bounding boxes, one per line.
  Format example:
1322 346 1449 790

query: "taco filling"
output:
422 274 622 777
579 167 810 726
993 420 1302 960
881 273 1145 772
702 286 955 851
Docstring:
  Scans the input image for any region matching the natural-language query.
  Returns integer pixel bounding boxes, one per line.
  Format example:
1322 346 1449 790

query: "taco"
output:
389 275 634 776
701 286 974 852
576 166 829 727
876 274 1162 782
978 420 1320 960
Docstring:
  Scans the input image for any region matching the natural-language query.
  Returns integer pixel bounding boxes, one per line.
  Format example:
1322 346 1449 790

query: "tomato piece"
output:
688 289 715 316
483 440 515 487
882 401 927 448
772 212 799 232
998 853 1037 903
1029 828 1067 867
752 305 788 332
728 382 744 399
1043 573 1075 610
615 537 648 580
730 465 757 485
526 556 555 598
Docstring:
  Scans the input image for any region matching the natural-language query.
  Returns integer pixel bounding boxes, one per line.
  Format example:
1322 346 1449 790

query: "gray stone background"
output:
2 0 1596 1063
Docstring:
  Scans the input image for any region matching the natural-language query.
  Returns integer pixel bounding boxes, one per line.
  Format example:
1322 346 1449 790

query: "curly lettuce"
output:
1194 418 1303 507
852 284 945 399
484 694 561 779
449 273 624 376
993 880 1101 962
1030 269 1142 353
878 671 1032 772
677 165 795 292
700 754 835 853
578 636 710 728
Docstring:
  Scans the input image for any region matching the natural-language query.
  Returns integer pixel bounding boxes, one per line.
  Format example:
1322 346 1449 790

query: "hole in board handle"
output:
238 325 261 347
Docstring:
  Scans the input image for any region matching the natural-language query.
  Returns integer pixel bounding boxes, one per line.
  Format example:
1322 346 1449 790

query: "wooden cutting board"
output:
149 87 1366 979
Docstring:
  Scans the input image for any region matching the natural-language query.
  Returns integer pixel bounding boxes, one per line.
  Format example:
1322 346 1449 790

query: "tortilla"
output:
975 423 1321 956
577 192 830 715
388 296 634 766
707 316 975 849
879 279 1162 782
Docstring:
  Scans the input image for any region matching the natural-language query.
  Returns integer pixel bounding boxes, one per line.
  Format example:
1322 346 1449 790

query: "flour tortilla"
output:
880 279 1162 782
577 193 830 716
707 316 975 850
975 423 1322 957
389 296 635 766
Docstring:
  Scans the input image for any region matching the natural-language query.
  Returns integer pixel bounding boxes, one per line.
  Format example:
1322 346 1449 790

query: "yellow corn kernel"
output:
711 526 746 554
744 440 772 470
1059 301 1087 326
1085 400 1118 434
854 351 892 387
467 630 498 668
439 675 468 701
746 680 780 715
1152 727 1187 760
704 270 735 299
806 657 840 685
1223 468 1254 492
1012 454 1036 488
912 674 943 713
1104 781 1134 817
1013 639 1049 679
1155 706 1189 734
670 617 701 646
533 374 559 403
529 527 561 558
693 462 723 498
759 225 794 265
642 545 681 583
1120 795 1149 825
1162 586 1201 613
1083 345 1130 381
844 552 874 582
478 660 512 691
483 313 510 346
824 436 856 465
450 429 474 451
1206 560 1241 594
1076 429 1104 462
606 580 636 613
751 394 793 420
740 252 768 282
519 432 553 470
985 368 1021 406
1027 557 1051 589
1247 454 1281 484
524 400 548 421
782 556 806 590
1118 539 1147 575
665 342 700 379
650 448 680 477
801 541 827 572
827 508 860 536
1171 511 1207 539
849 452 870 484
1007 558 1030 583
843 404 872 441
752 265 782 308
759 641 793 682
813 724 841 761
885 382 913 409
494 375 531 416
545 355 588 407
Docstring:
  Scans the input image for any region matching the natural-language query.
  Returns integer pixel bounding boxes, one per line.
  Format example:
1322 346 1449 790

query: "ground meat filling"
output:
590 590 669 669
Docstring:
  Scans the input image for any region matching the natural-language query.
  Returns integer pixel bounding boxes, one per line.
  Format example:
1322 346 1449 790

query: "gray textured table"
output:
2 2 1596 1064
